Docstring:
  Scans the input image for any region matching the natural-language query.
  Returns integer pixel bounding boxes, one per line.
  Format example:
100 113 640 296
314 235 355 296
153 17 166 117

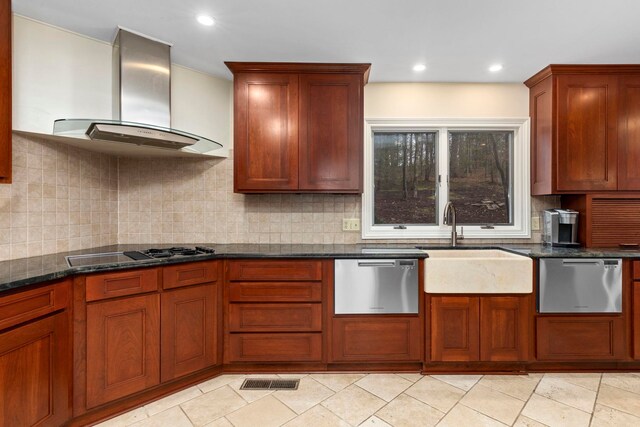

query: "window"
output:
363 119 530 239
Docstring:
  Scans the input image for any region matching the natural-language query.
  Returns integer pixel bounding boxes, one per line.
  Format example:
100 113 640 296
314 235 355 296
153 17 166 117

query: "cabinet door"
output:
634 281 640 359
537 316 625 360
234 73 299 191
331 317 422 362
161 285 217 382
430 296 479 362
618 75 640 190
86 294 160 408
0 0 10 184
299 74 363 192
556 74 618 191
480 296 529 362
0 312 70 427
530 76 553 195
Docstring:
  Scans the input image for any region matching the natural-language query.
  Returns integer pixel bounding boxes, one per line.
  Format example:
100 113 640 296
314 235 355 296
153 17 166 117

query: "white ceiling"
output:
11 0 640 83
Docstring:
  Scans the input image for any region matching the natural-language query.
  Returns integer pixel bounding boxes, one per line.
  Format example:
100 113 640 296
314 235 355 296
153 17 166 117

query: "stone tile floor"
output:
96 372 640 427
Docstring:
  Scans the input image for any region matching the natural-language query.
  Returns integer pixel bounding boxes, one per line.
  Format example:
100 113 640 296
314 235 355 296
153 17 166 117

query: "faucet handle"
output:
459 226 464 240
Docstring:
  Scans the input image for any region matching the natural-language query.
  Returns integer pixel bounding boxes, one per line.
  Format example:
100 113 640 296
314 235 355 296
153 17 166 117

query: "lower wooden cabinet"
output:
537 316 625 360
431 296 480 362
161 285 217 382
331 317 422 362
480 297 530 362
430 295 530 362
635 281 640 359
86 294 161 408
225 259 326 364
0 312 71 427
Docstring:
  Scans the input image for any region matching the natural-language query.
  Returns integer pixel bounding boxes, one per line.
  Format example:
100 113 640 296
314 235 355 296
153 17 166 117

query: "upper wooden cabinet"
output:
226 62 370 193
0 0 11 184
525 65 640 195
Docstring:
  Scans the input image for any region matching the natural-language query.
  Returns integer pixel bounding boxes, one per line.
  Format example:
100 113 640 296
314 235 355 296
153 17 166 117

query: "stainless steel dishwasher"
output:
538 258 622 313
334 259 419 314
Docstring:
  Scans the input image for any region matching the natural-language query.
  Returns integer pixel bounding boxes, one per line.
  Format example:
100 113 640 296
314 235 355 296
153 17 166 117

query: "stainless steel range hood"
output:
52 28 222 156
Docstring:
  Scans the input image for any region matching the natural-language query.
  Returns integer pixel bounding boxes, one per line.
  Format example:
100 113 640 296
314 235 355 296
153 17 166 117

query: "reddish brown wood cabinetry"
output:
225 259 326 363
525 65 640 194
231 72 299 191
617 75 640 190
298 73 363 191
430 295 530 362
0 0 11 184
80 262 220 411
226 62 370 193
0 281 71 427
431 296 479 362
331 317 422 362
480 297 530 362
161 284 217 382
633 261 640 359
563 193 640 247
86 294 161 408
537 316 625 360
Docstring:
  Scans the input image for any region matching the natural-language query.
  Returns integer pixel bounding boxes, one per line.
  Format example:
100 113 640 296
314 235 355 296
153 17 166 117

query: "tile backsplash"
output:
0 133 118 260
117 149 559 246
0 133 559 261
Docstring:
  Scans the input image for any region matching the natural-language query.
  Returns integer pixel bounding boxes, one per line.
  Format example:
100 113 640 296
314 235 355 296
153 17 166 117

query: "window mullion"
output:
437 127 449 227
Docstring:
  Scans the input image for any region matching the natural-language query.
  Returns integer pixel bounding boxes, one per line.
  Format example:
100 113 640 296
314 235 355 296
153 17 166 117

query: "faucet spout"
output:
443 202 463 247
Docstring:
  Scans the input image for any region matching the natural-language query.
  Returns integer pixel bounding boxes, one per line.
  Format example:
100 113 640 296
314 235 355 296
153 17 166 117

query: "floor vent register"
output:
240 378 300 391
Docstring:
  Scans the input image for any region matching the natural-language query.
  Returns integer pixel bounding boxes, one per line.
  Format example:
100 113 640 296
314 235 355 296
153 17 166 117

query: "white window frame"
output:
362 118 531 240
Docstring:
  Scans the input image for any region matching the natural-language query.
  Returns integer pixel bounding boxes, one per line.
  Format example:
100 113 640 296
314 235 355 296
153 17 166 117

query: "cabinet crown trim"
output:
225 62 371 83
525 64 640 87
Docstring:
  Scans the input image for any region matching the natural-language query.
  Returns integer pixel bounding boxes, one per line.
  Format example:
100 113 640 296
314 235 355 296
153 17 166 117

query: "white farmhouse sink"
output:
423 249 532 293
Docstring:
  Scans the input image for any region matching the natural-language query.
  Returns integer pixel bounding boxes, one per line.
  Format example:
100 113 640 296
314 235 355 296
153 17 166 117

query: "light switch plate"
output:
342 218 360 231
531 216 540 231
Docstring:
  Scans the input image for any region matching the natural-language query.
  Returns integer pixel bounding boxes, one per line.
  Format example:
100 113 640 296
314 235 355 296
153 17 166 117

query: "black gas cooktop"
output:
136 246 216 259
66 246 216 267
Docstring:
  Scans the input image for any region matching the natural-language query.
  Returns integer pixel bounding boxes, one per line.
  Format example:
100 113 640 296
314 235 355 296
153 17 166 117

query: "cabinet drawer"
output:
86 269 158 301
163 261 218 290
227 333 322 362
228 282 322 302
228 303 322 332
0 281 70 331
536 316 625 360
228 260 322 281
331 317 422 362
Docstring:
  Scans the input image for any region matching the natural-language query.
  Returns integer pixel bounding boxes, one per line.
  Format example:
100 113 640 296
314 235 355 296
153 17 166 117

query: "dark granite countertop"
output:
1 243 638 294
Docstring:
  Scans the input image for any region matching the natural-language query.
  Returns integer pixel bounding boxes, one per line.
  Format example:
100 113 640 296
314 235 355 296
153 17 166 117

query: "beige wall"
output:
12 15 233 151
365 83 529 118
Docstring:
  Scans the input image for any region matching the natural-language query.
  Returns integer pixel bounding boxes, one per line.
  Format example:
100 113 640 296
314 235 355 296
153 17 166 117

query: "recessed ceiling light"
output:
413 64 426 72
489 64 503 72
197 15 215 26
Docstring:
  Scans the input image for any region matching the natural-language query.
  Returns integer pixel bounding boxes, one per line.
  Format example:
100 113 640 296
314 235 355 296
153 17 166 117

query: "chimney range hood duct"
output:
52 28 222 155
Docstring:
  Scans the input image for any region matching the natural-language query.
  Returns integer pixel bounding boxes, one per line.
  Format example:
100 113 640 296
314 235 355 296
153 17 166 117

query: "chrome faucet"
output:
443 202 464 247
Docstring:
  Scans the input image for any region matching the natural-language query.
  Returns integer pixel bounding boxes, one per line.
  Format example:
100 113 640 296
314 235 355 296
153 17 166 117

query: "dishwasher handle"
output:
561 260 601 265
357 260 397 267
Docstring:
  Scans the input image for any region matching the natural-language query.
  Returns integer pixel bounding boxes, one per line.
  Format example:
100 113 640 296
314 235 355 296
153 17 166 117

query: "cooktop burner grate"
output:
142 246 215 258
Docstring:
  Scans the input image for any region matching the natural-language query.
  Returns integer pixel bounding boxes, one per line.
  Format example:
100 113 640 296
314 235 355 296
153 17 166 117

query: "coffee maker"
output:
542 209 580 247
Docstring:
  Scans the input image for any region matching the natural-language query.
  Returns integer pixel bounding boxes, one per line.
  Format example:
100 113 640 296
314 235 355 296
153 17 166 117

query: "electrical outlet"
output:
342 218 360 231
531 216 540 231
